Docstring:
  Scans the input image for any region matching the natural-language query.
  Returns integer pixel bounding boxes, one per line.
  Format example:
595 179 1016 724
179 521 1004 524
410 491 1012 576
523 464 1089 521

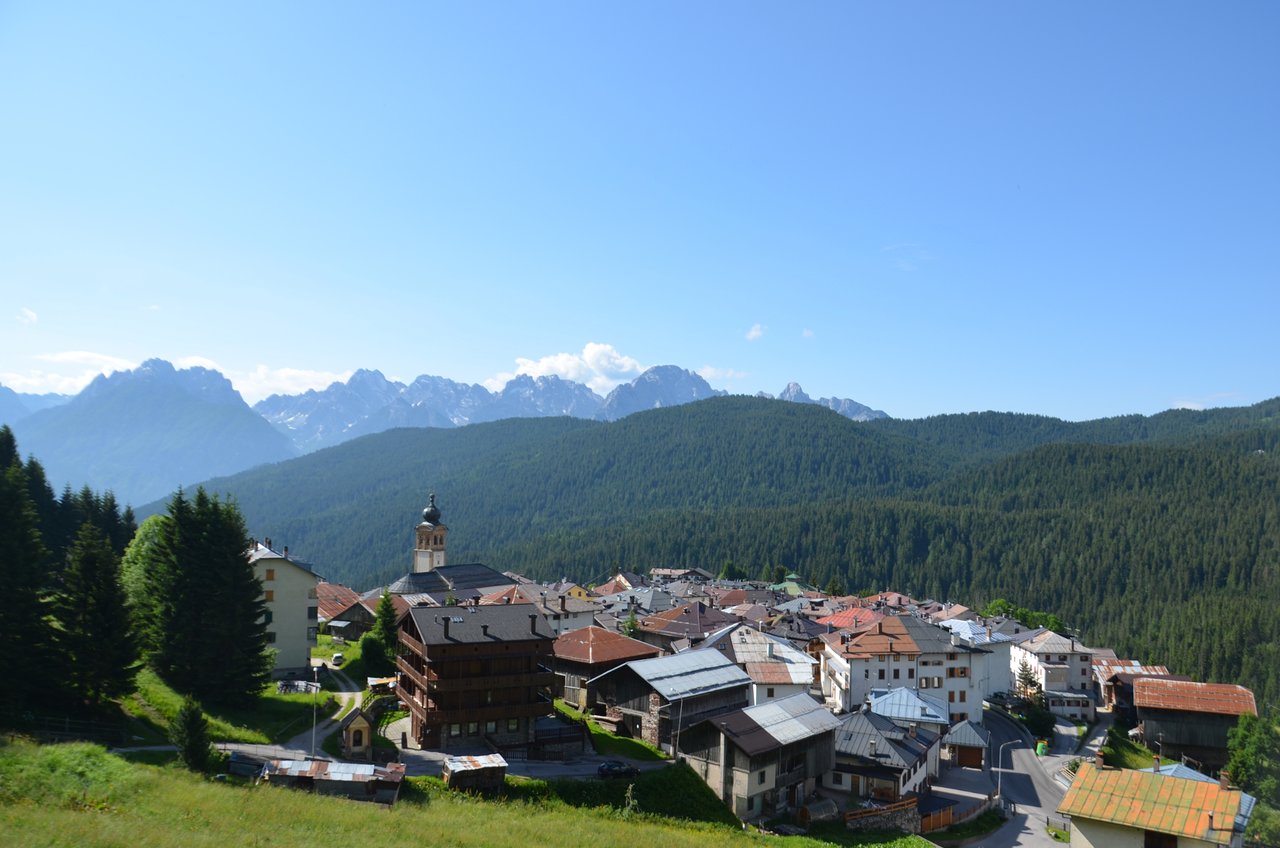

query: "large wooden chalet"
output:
397 603 557 750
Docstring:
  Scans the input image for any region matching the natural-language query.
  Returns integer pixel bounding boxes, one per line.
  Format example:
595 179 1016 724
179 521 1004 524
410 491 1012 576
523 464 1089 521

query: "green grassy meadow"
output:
0 739 933 848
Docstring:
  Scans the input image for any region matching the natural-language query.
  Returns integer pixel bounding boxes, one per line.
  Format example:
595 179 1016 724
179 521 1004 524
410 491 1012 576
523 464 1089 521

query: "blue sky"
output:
2 2 1277 420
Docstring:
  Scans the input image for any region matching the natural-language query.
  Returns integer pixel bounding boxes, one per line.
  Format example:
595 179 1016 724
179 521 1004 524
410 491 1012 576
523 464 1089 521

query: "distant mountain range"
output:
253 364 886 452
0 358 887 504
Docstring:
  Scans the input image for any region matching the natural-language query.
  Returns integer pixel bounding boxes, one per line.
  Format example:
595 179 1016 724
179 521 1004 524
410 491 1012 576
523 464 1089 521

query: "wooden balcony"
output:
420 701 552 726
396 656 553 693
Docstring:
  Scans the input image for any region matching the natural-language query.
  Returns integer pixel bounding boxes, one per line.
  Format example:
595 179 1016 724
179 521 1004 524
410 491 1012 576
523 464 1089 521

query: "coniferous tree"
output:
192 488 269 706
1227 712 1280 803
170 696 212 772
121 515 168 659
0 458 53 718
370 588 399 659
53 523 137 708
134 487 270 706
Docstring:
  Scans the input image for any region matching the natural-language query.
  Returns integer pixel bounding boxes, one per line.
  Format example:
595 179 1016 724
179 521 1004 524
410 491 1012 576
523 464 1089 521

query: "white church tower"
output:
413 493 448 573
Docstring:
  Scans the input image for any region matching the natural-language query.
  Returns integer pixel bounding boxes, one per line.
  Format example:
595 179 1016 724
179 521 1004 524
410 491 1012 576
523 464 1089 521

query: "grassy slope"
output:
0 741 930 848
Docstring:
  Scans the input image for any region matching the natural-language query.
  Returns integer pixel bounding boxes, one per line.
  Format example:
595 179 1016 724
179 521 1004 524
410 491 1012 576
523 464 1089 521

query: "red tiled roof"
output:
316 582 360 621
816 608 884 631
1058 763 1242 845
1134 679 1257 716
552 626 660 665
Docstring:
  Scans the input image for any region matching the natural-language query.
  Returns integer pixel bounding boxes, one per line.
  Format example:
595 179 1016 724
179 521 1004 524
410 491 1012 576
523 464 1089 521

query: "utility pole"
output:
997 739 1018 798
311 664 319 757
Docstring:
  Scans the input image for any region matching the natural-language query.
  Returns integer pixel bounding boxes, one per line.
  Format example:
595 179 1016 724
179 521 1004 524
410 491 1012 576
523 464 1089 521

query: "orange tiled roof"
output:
1134 679 1257 717
831 615 920 659
1058 763 1243 845
552 626 660 665
815 607 884 631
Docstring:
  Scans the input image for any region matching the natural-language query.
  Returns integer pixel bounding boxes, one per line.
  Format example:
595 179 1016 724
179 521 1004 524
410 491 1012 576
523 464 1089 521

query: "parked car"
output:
597 760 639 779
331 653 345 666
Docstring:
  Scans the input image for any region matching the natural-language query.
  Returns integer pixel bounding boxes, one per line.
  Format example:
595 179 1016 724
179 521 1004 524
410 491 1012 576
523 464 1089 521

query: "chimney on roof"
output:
767 642 774 658
481 624 489 638
1220 770 1231 791
987 625 993 641
1208 811 1215 831
442 617 450 640
1095 749 1105 769
529 613 538 634
869 740 877 757
1154 755 1161 772
559 594 566 612
284 546 289 557
909 723 917 738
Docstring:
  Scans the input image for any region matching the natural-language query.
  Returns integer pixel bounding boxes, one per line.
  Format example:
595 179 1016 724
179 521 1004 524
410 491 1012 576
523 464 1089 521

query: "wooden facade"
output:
396 605 556 752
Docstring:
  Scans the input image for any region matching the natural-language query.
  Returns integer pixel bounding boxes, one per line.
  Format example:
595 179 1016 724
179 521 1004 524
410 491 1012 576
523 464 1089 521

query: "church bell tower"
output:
413 493 448 573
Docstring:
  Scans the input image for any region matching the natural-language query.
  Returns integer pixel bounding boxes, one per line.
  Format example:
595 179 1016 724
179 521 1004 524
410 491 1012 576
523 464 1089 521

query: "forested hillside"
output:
170 395 1280 706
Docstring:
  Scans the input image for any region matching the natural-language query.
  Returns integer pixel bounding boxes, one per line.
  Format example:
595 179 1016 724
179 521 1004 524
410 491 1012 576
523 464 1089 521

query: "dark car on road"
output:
597 760 639 779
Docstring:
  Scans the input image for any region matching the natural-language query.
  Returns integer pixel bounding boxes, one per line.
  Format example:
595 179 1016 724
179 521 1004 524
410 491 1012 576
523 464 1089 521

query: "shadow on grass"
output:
413 763 739 828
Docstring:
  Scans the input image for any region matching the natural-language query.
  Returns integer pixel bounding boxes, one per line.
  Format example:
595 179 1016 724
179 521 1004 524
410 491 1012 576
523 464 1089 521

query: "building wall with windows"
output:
250 542 321 677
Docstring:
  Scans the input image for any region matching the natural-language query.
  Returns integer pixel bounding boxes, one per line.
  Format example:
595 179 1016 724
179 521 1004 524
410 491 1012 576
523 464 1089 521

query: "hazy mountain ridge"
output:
256 368 887 452
8 359 297 506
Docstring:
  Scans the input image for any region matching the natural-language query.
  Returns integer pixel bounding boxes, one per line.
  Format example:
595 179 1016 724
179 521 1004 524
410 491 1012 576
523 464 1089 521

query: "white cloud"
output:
0 351 139 395
697 366 748 383
174 355 223 371
235 365 354 403
16 307 37 325
746 324 765 341
1171 392 1241 412
801 328 815 339
35 350 136 371
485 343 647 395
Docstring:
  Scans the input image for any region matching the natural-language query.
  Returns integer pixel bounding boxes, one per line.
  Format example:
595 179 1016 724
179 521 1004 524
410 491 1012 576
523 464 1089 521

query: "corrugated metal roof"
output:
263 760 406 783
1134 678 1257 716
1058 763 1244 845
615 650 751 700
443 754 508 773
715 693 842 756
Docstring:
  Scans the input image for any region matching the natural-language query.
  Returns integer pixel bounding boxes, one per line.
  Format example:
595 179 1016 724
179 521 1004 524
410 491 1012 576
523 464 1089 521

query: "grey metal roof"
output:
739 693 842 748
868 687 949 725
944 719 991 749
834 709 937 768
387 563 513 595
594 649 750 700
699 693 841 757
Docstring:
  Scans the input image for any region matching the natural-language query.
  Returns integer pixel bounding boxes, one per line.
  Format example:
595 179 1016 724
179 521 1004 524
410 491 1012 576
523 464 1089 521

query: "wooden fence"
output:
844 796 918 822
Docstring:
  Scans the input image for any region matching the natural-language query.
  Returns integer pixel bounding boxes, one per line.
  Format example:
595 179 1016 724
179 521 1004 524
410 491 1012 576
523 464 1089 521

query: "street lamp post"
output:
311 665 319 758
997 739 1019 798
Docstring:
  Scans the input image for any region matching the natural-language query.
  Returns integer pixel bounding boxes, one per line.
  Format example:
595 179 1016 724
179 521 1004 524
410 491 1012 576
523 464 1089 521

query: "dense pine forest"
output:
144 395 1280 707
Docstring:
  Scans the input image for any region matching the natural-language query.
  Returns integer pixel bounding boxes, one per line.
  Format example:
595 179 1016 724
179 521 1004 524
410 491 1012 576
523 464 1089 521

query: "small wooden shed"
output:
441 753 508 791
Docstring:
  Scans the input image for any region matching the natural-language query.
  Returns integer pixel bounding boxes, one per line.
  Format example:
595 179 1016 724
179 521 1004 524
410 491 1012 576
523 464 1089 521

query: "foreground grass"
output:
122 668 328 744
0 740 928 848
553 700 666 761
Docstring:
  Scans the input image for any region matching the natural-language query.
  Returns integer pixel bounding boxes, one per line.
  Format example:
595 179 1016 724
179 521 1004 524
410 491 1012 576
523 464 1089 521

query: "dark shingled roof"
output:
387 563 513 596
405 603 557 645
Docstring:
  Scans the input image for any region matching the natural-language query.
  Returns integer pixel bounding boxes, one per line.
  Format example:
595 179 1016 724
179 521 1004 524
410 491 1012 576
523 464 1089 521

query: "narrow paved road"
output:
980 709 1069 848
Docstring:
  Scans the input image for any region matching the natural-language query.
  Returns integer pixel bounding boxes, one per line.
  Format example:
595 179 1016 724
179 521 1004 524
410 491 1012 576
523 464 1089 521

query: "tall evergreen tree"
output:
194 489 269 705
134 487 269 705
53 523 137 707
370 588 399 658
0 459 53 717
